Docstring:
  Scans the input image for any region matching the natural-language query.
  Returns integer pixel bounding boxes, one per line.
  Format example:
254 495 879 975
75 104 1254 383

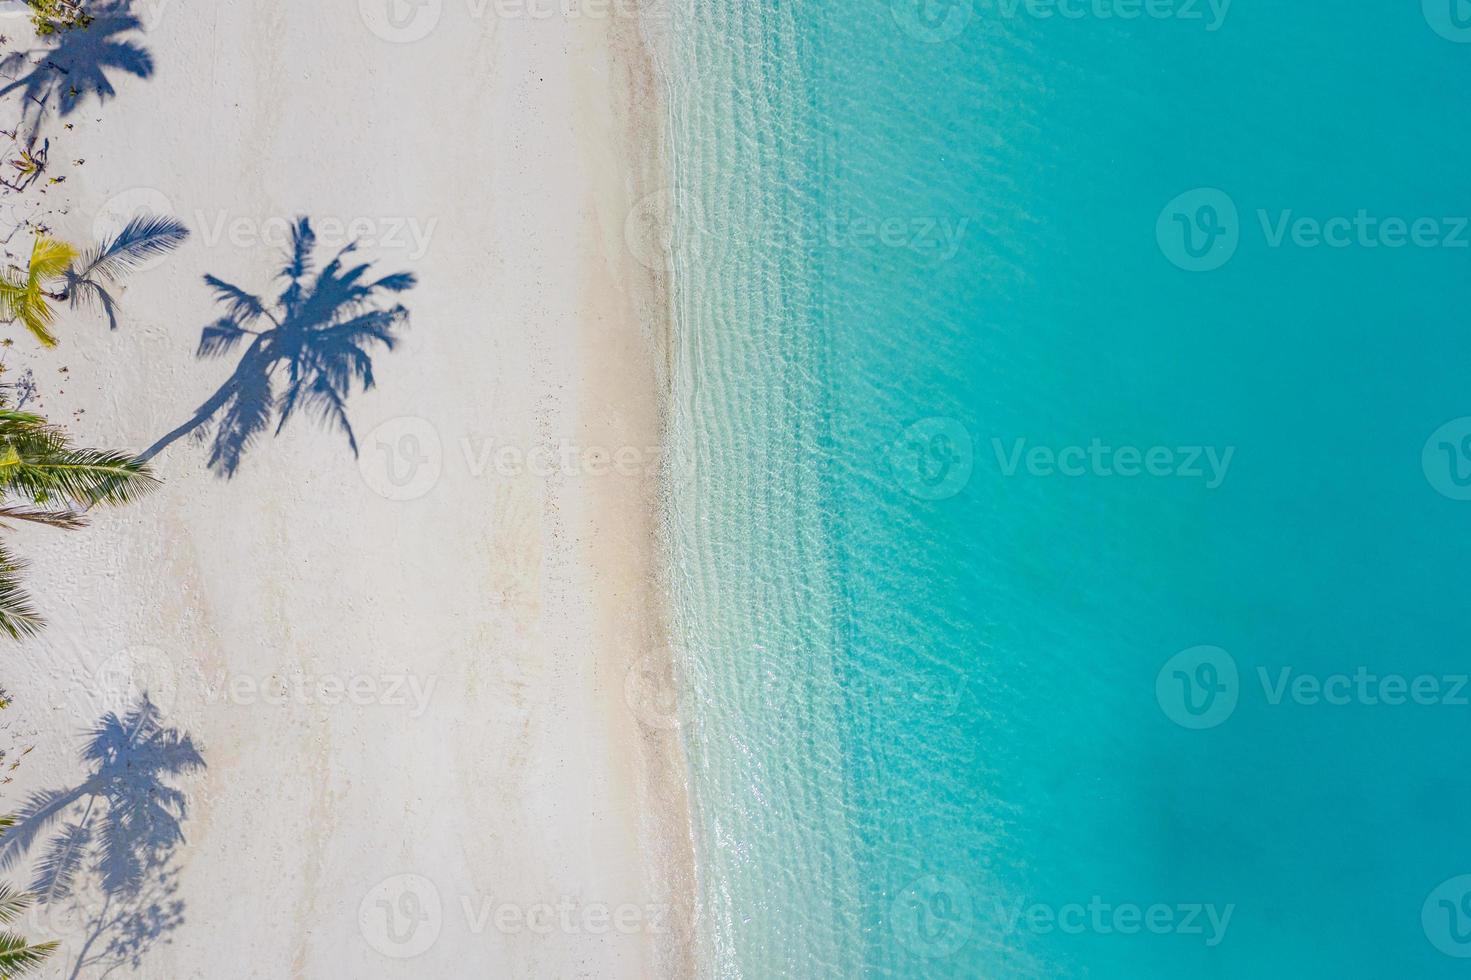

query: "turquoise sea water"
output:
664 2 1471 976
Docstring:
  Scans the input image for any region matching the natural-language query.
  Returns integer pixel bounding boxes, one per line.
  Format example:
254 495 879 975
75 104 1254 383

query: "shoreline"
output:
2 3 698 977
574 9 701 978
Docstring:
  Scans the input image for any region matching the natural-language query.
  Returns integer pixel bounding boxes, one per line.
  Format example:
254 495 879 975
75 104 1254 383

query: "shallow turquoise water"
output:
665 2 1471 976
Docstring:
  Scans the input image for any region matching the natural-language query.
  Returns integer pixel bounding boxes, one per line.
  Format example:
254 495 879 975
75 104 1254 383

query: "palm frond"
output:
22 449 158 507
0 444 158 509
0 507 87 530
26 238 75 283
0 550 42 641
0 884 33 924
69 214 188 286
0 932 56 975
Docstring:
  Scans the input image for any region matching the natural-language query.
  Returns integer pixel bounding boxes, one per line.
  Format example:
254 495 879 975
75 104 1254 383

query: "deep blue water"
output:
666 2 1471 976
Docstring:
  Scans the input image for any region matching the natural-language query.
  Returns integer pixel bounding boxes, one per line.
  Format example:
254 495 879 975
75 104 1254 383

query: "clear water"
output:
664 2 1471 976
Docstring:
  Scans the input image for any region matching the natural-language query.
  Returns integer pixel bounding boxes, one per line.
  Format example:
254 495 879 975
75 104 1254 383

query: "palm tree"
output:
0 399 157 638
0 236 75 347
0 216 188 345
0 877 56 978
142 217 415 478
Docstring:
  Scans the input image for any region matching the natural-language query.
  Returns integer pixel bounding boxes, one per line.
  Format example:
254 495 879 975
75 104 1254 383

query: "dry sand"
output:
1 1 694 976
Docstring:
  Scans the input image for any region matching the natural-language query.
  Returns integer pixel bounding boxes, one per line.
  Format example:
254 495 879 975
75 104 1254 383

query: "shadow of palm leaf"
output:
0 696 203 978
0 2 153 139
141 216 415 478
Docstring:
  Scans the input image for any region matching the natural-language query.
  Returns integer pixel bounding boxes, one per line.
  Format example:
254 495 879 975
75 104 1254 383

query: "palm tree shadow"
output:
142 216 416 479
0 695 204 979
0 1 154 140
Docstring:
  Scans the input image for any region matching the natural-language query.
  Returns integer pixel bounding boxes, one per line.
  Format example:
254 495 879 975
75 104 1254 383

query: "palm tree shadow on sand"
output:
0 695 204 979
0 1 154 140
142 216 416 479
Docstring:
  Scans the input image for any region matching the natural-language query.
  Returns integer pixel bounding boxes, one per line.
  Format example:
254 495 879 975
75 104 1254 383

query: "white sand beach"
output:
1 1 694 977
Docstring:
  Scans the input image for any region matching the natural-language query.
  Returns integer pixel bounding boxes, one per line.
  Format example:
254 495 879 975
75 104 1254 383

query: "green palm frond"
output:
0 931 57 976
0 408 157 508
0 237 76 348
0 550 42 641
0 448 157 508
0 401 159 639
0 885 32 925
